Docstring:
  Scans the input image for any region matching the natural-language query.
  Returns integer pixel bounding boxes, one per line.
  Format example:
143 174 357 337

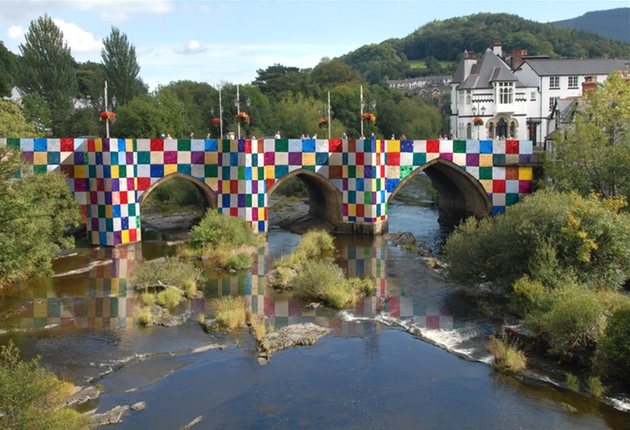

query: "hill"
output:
553 8 630 44
339 12 630 84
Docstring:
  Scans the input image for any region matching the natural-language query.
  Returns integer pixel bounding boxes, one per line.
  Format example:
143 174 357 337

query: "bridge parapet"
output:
2 137 533 246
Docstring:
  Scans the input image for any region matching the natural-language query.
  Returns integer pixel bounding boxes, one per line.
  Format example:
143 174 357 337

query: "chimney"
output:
582 76 597 95
463 50 476 80
493 41 502 58
510 48 528 70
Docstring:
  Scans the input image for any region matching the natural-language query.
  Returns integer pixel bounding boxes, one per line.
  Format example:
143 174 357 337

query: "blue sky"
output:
0 0 627 91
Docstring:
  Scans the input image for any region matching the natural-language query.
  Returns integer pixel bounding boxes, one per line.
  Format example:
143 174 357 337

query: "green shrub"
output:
488 335 527 373
137 307 154 326
212 296 246 329
225 252 254 271
443 189 630 291
140 291 156 307
566 373 580 391
157 287 183 309
587 376 605 397
275 230 335 272
275 176 308 198
593 304 630 385
0 341 91 429
129 257 202 291
292 260 372 309
528 283 605 356
144 177 200 208
189 210 260 250
182 279 198 299
511 276 546 316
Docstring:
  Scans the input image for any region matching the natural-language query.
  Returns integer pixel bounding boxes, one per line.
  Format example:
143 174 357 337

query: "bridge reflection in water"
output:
3 241 465 335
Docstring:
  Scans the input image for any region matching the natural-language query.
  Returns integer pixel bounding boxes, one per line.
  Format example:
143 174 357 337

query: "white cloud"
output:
7 25 24 40
52 18 102 54
177 40 207 55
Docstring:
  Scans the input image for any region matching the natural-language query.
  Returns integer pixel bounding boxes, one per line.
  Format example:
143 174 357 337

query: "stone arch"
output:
388 157 492 225
268 168 343 227
139 172 217 212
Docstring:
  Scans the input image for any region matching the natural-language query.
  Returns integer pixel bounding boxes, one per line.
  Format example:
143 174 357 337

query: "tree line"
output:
0 15 445 141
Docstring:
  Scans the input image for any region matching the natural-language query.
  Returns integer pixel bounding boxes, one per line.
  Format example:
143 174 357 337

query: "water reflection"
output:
2 238 468 338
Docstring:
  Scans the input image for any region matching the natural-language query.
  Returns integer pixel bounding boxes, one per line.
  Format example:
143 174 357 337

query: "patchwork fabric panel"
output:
2 137 533 246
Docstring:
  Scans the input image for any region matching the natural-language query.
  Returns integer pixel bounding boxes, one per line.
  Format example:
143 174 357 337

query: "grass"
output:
157 287 183 309
186 210 264 270
140 291 156 307
566 373 580 392
275 230 336 275
408 59 457 70
211 296 246 330
488 335 527 373
292 260 374 309
137 306 154 326
129 257 203 291
247 313 271 342
587 376 605 397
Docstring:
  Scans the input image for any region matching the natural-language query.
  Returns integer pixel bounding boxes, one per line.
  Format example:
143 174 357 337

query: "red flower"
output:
361 112 376 123
236 112 250 124
211 117 222 127
100 111 116 122
318 117 329 128
473 117 484 126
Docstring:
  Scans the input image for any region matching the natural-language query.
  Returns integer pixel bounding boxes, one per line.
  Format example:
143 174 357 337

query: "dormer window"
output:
498 82 513 104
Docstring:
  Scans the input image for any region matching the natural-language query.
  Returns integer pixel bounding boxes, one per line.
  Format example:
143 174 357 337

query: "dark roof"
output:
451 50 472 84
524 58 630 76
458 49 525 90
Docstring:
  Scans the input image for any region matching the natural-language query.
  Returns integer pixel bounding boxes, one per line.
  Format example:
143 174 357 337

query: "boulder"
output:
131 401 146 412
60 386 100 407
89 405 129 427
258 323 331 363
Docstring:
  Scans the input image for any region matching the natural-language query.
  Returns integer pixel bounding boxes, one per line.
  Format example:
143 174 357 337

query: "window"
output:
466 90 471 105
498 82 513 104
466 123 472 139
488 122 495 139
530 91 536 101
549 97 558 111
549 76 560 89
568 76 579 88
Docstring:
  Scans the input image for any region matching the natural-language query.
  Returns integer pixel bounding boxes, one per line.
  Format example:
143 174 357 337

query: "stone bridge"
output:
2 137 533 246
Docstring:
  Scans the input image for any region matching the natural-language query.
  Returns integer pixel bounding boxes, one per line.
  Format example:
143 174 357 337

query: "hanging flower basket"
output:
318 117 329 128
100 111 116 122
361 112 376 124
236 112 250 124
211 117 222 127
473 117 484 126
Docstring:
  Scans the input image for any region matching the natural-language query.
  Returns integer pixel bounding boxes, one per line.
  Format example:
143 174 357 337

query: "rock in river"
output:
257 322 331 364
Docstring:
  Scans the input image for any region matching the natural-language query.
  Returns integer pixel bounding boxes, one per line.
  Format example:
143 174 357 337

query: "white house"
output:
450 45 630 145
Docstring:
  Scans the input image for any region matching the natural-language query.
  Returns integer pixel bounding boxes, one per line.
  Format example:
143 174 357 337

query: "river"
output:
1 173 629 429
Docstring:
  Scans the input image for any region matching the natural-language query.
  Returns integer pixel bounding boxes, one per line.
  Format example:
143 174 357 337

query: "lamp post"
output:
360 85 364 138
234 85 251 139
370 99 376 136
219 88 224 140
472 105 486 139
98 81 116 139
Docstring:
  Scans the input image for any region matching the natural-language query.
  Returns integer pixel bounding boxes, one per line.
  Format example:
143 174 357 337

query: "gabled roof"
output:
458 49 525 90
524 58 630 76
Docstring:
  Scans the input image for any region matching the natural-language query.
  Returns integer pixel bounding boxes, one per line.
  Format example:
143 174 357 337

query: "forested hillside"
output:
553 8 630 44
340 12 630 84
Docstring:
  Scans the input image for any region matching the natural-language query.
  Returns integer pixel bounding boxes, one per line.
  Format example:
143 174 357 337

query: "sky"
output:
0 0 628 91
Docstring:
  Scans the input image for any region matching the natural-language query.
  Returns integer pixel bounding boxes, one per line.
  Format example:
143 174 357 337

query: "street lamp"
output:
98 81 116 139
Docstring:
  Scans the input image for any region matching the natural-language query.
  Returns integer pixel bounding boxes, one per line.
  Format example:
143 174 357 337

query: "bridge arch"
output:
388 158 492 224
268 168 343 228
139 172 217 212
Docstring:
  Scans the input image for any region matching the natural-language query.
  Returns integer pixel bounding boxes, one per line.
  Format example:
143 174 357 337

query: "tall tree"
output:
17 14 77 136
0 145 81 287
101 27 146 106
0 99 43 137
546 73 630 199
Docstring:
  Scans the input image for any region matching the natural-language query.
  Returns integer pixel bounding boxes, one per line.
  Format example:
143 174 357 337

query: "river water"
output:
1 173 629 429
